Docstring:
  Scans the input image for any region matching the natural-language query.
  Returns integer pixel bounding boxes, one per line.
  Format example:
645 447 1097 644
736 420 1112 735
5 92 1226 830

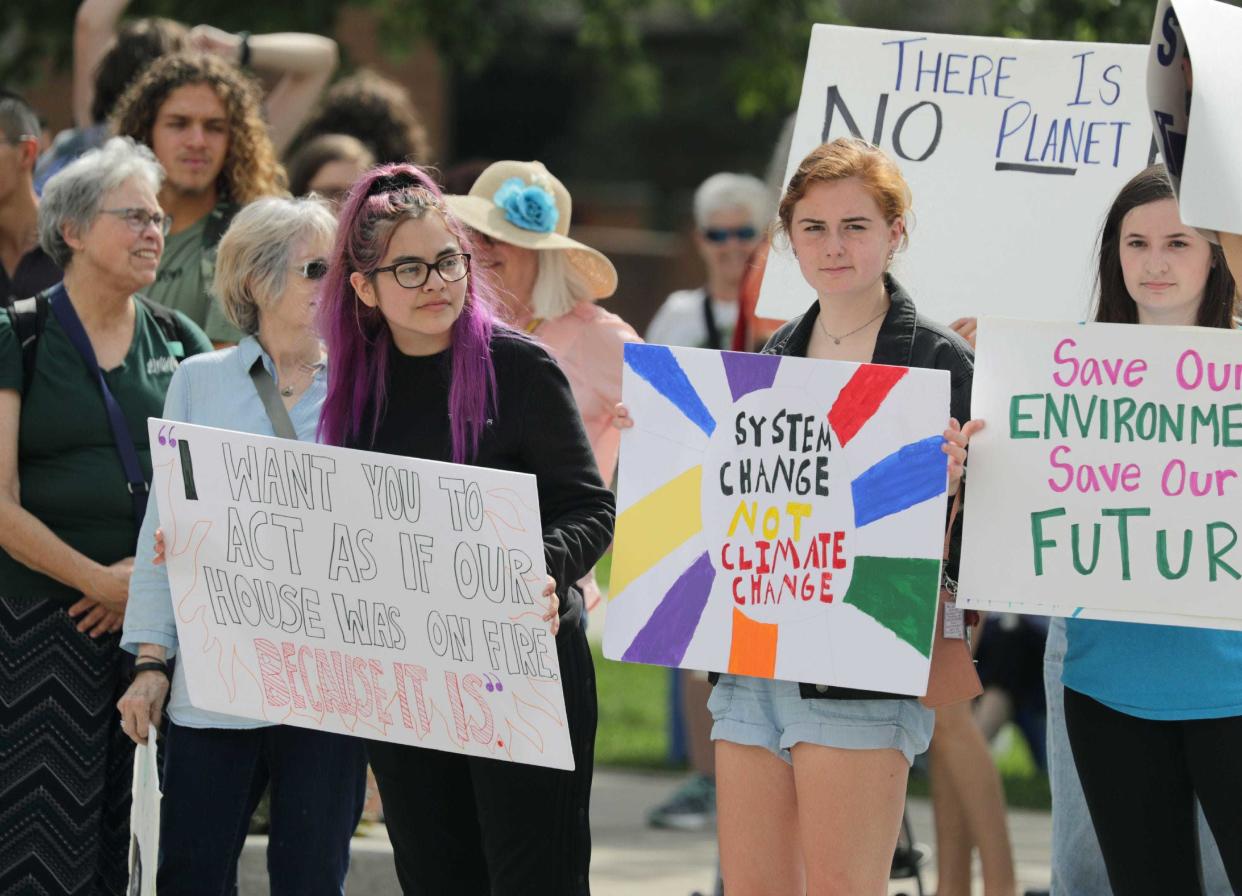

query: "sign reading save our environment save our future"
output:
148 418 574 770
604 344 952 696
959 319 1242 628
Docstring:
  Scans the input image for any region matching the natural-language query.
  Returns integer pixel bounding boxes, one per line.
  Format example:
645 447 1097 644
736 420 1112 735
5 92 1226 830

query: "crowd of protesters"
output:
1 5 1241 896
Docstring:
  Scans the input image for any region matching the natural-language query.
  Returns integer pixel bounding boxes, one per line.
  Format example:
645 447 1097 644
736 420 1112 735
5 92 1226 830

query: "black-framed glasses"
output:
374 253 471 289
296 259 329 280
703 225 758 244
100 207 172 236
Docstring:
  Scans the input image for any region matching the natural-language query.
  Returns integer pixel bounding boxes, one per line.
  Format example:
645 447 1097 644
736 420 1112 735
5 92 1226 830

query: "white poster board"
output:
1147 0 1242 234
603 344 950 695
125 741 160 896
757 25 1152 324
149 419 573 770
958 318 1242 625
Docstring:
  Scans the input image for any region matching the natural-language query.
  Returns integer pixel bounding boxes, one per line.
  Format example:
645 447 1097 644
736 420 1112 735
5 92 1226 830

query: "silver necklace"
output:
279 361 323 397
816 305 887 345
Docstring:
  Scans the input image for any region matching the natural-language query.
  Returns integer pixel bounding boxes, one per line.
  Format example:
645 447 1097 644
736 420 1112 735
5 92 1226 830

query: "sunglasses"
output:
297 259 329 280
702 225 758 244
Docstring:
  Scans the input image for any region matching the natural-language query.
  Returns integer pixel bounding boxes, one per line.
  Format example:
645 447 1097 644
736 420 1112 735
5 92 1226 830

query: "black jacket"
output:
760 274 974 701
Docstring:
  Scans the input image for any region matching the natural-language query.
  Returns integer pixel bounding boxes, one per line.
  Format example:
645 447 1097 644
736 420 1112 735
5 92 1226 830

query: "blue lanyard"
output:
47 283 149 526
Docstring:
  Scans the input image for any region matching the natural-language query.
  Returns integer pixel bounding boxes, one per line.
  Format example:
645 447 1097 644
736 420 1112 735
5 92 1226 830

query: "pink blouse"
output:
532 301 643 485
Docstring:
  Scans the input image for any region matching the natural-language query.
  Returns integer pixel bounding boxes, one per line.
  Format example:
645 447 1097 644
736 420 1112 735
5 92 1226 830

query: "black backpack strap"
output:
8 290 51 399
135 295 187 358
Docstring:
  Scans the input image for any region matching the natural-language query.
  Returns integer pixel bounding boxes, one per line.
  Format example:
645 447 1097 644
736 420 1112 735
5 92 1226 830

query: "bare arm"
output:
73 0 131 128
0 389 129 607
188 25 339 156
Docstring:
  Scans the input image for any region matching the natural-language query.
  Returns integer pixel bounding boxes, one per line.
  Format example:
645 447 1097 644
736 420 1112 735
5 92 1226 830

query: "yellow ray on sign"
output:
609 466 703 599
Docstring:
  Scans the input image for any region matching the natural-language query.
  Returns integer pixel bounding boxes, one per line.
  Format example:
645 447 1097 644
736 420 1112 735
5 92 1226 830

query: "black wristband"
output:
237 31 252 67
132 661 171 682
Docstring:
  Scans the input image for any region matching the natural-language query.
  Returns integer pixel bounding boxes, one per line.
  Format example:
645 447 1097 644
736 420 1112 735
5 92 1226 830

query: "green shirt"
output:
146 202 243 344
0 295 213 603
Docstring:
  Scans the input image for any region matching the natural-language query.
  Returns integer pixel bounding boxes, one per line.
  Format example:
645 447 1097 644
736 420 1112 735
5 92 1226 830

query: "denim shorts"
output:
708 673 934 766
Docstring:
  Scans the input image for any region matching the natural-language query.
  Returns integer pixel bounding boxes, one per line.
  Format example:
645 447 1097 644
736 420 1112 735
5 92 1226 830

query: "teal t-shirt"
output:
1064 618 1242 720
0 295 213 603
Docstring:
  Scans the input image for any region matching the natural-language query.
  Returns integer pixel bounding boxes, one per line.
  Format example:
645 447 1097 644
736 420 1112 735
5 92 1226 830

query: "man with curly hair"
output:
112 52 286 342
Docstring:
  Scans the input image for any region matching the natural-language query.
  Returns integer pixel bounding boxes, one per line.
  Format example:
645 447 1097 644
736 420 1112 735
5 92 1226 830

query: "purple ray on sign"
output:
721 351 781 403
622 551 716 666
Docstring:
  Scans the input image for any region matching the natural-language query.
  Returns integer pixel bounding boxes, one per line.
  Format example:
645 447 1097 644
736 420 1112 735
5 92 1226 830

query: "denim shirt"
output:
121 336 325 729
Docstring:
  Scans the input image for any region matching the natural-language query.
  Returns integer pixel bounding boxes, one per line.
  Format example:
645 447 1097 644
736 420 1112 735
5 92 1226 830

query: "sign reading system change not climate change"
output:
605 344 951 696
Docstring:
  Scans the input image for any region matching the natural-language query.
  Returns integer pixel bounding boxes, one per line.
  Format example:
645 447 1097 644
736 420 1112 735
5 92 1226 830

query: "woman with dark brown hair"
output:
1059 164 1242 896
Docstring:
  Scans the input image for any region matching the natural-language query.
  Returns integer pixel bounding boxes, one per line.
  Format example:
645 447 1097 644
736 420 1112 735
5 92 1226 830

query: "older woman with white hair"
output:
447 160 641 613
647 172 771 350
448 161 640 481
0 136 212 893
116 195 367 895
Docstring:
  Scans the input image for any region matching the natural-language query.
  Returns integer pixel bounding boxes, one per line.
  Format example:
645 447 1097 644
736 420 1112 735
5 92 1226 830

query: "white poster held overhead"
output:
149 419 573 770
757 25 1152 324
126 740 160 896
1147 0 1242 234
604 344 950 696
958 318 1242 625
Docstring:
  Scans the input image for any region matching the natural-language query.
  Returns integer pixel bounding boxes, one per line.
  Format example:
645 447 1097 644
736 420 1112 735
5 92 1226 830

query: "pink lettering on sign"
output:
1052 337 1148 388
1047 445 1142 494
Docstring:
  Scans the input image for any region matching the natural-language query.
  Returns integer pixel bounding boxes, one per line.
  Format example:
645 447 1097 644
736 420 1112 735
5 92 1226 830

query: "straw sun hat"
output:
445 160 618 300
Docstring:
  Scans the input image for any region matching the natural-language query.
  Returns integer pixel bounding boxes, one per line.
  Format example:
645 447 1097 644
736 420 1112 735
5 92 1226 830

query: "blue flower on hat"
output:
492 177 559 234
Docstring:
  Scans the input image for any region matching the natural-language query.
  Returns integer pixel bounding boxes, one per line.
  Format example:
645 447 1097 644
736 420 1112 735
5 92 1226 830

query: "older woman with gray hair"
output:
647 172 771 350
0 136 212 893
116 195 367 895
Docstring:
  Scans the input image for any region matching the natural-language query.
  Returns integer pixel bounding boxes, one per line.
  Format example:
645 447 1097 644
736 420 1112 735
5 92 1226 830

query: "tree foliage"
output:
7 0 1216 119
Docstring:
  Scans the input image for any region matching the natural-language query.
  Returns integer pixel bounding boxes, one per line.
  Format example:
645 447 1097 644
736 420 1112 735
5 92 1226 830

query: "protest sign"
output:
958 318 1242 624
149 419 572 770
1147 0 1242 234
756 25 1152 324
604 344 950 695
126 741 159 896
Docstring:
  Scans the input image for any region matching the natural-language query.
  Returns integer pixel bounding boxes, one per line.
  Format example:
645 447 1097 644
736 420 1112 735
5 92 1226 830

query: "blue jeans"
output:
157 722 367 896
1045 617 1230 895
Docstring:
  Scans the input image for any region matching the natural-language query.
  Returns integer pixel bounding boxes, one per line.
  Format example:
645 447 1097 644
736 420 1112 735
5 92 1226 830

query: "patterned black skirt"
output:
0 594 133 895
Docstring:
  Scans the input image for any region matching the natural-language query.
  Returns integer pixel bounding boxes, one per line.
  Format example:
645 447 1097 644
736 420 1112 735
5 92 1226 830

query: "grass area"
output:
593 638 671 768
593 635 1051 809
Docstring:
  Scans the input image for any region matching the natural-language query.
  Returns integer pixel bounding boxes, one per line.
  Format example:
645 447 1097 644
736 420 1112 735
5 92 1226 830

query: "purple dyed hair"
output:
317 162 509 463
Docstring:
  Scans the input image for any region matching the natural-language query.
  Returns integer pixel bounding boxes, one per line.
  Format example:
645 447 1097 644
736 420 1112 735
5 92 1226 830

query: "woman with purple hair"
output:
317 163 614 895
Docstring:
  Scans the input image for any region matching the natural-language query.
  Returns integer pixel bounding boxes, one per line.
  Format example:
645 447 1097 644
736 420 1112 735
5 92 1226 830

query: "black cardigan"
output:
758 274 974 700
350 331 616 636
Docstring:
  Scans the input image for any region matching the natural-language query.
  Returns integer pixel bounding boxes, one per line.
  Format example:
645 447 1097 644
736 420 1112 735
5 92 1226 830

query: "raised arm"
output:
188 25 339 156
73 0 131 127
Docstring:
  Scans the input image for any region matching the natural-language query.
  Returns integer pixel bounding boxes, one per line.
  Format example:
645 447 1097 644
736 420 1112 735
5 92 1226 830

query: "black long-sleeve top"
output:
349 332 616 631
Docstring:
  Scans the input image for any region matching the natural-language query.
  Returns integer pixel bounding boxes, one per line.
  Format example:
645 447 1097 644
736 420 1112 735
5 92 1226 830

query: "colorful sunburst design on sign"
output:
604 344 950 694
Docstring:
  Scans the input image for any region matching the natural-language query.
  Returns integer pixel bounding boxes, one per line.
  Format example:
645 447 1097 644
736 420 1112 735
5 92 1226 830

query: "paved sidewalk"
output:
239 768 1052 894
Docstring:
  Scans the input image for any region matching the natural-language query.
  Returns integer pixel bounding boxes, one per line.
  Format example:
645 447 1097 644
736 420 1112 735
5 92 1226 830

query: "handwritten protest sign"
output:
1147 0 1242 234
756 25 1151 324
603 344 950 695
958 318 1242 625
126 741 159 896
148 419 572 770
